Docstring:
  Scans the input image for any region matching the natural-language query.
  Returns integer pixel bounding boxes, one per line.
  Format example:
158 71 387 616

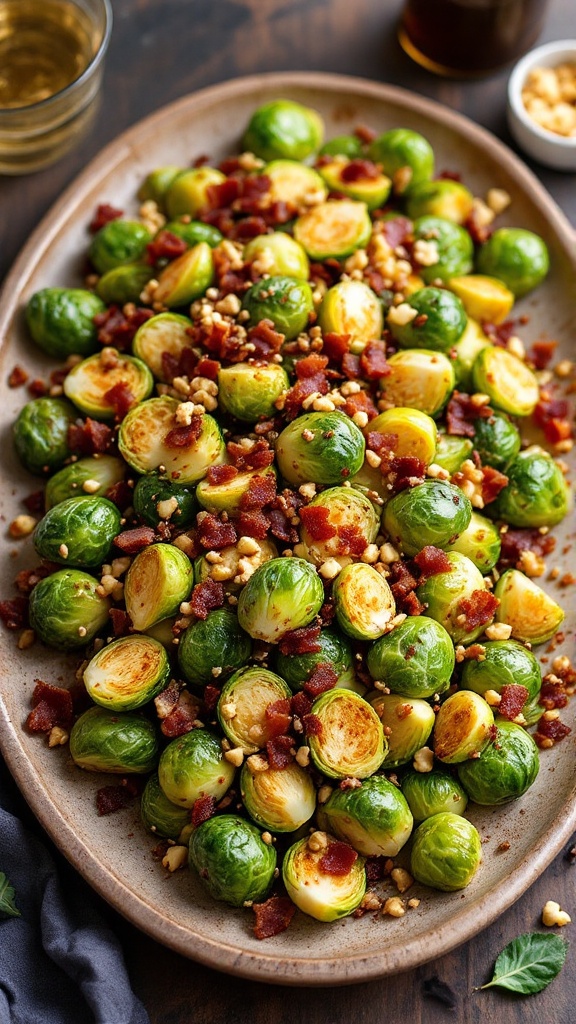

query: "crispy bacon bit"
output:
381 215 413 250
253 896 295 940
291 692 312 719
390 455 426 492
283 371 330 419
109 607 131 636
389 560 418 600
96 778 139 816
278 623 322 656
26 680 73 733
302 713 323 738
343 388 379 422
498 685 529 721
340 351 361 380
458 590 499 630
105 480 134 512
539 682 568 709
227 439 275 471
266 734 294 769
22 490 45 515
146 229 188 264
365 857 387 882
529 339 557 370
366 430 397 458
533 397 572 445
299 505 336 541
206 464 239 486
319 601 336 626
103 381 136 421
535 716 571 746
337 524 367 556
8 365 28 388
164 417 203 449
203 685 221 713
359 341 390 380
247 319 285 360
267 507 294 543
265 698 292 738
303 663 338 697
154 680 180 719
481 466 509 504
190 578 225 619
481 317 527 348
499 528 556 569
464 207 493 245
68 417 113 456
15 564 54 595
403 591 425 616
446 392 493 437
239 473 277 511
27 378 48 397
191 794 216 829
414 545 452 579
341 158 381 182
319 840 358 876
322 331 351 363
161 690 201 737
195 357 220 381
89 203 123 232
94 305 154 350
0 597 28 630
114 526 155 554
197 513 238 549
236 510 270 539
354 123 377 144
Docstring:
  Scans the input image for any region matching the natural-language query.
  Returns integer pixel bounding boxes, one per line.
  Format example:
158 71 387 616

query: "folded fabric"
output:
0 757 150 1024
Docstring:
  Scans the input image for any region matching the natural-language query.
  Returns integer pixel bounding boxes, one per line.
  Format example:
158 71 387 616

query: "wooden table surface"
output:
1 1 576 1021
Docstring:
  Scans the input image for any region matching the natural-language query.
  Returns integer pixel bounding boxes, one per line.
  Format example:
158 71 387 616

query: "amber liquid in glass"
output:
0 0 96 109
399 0 550 76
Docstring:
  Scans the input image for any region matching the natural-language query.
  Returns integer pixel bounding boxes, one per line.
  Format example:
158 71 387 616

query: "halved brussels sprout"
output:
190 814 277 908
320 134 363 159
118 396 225 483
196 466 276 515
476 227 550 298
381 349 455 417
163 219 224 249
243 230 310 280
96 263 154 306
83 634 170 711
349 457 390 504
460 639 542 711
153 241 214 307
33 495 121 568
323 775 413 855
282 832 366 922
308 688 386 778
194 537 278 592
410 812 482 891
470 410 521 472
63 350 153 419
274 626 358 693
158 728 235 808
447 274 515 325
387 286 467 353
217 363 289 422
368 128 434 191
133 472 198 528
141 773 190 840
29 569 110 650
494 569 564 645
318 280 384 355
165 167 226 219
413 216 474 283
333 563 396 641
13 397 76 475
275 411 365 486
131 312 193 382
444 511 501 574
433 690 494 763
490 448 571 527
178 608 252 688
25 287 105 359
457 721 539 805
472 346 539 417
241 759 316 832
367 615 455 698
402 769 468 822
294 199 372 260
406 179 473 224
263 159 327 207
242 99 324 161
367 407 437 466
298 486 380 570
451 317 492 390
137 165 182 206
416 552 492 644
124 542 193 631
217 666 292 753
317 157 391 209
89 220 152 275
242 275 314 340
45 455 126 509
371 693 435 768
433 433 474 475
382 480 471 557
69 706 158 774
237 557 324 643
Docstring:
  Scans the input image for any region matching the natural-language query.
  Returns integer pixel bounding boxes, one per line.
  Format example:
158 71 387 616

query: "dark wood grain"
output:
1 1 575 1020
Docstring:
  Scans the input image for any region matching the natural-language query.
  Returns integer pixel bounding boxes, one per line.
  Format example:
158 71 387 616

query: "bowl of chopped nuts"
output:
507 39 576 171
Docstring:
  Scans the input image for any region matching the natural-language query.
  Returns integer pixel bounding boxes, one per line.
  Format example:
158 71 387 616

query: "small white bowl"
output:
507 39 576 171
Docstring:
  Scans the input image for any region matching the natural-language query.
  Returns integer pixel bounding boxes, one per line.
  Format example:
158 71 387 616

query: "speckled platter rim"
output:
0 71 575 986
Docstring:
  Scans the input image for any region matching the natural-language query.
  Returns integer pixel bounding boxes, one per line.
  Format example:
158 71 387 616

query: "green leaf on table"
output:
478 932 568 995
0 872 21 919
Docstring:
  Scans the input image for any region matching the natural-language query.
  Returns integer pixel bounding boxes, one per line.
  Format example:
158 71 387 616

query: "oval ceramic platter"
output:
0 72 574 986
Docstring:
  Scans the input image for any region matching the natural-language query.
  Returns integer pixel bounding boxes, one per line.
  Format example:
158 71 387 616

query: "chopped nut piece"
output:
8 514 37 538
485 622 513 641
295 745 310 767
308 831 328 852
413 746 434 773
237 536 261 556
518 549 546 577
319 558 343 580
48 725 69 747
162 845 189 872
391 868 414 893
82 478 102 494
17 629 35 650
58 543 69 559
542 900 572 927
361 891 383 911
483 689 502 706
157 496 179 520
387 302 418 327
486 187 511 214
246 754 268 774
220 701 237 720
383 897 405 918
407 898 421 909
317 784 333 804
224 747 244 767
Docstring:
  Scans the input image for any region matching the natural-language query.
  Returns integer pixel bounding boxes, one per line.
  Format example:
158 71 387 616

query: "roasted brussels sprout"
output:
217 666 292 753
433 432 474 475
294 199 372 260
274 627 358 693
165 167 226 219
476 227 550 297
190 814 277 907
69 706 158 774
29 569 110 650
88 219 152 274
470 410 521 472
124 542 194 631
460 639 542 714
63 350 153 419
242 275 314 340
282 832 366 922
83 634 170 711
241 759 316 832
382 480 471 557
323 775 413 856
276 410 365 486
163 219 223 249
178 608 252 688
25 287 105 359
118 396 225 483
451 317 492 390
96 263 154 306
402 769 468 821
237 557 323 643
158 728 235 808
242 99 324 161
457 721 539 805
243 230 309 280
13 397 76 475
433 690 494 763
318 279 384 354
33 496 121 568
317 156 391 209
217 362 289 421
133 472 198 528
368 128 434 191
387 286 467 353
413 216 474 283
406 179 473 224
490 448 571 527
196 466 276 515
494 569 564 645
264 159 327 208
320 134 363 159
333 563 396 641
370 693 435 768
381 349 455 417
410 812 482 891
298 486 380 570
472 346 539 417
137 165 182 206
131 312 193 382
444 511 501 574
45 455 126 509
447 274 515 325
416 552 492 643
367 407 438 465
308 689 386 779
153 241 214 307
367 616 455 698
141 773 190 841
